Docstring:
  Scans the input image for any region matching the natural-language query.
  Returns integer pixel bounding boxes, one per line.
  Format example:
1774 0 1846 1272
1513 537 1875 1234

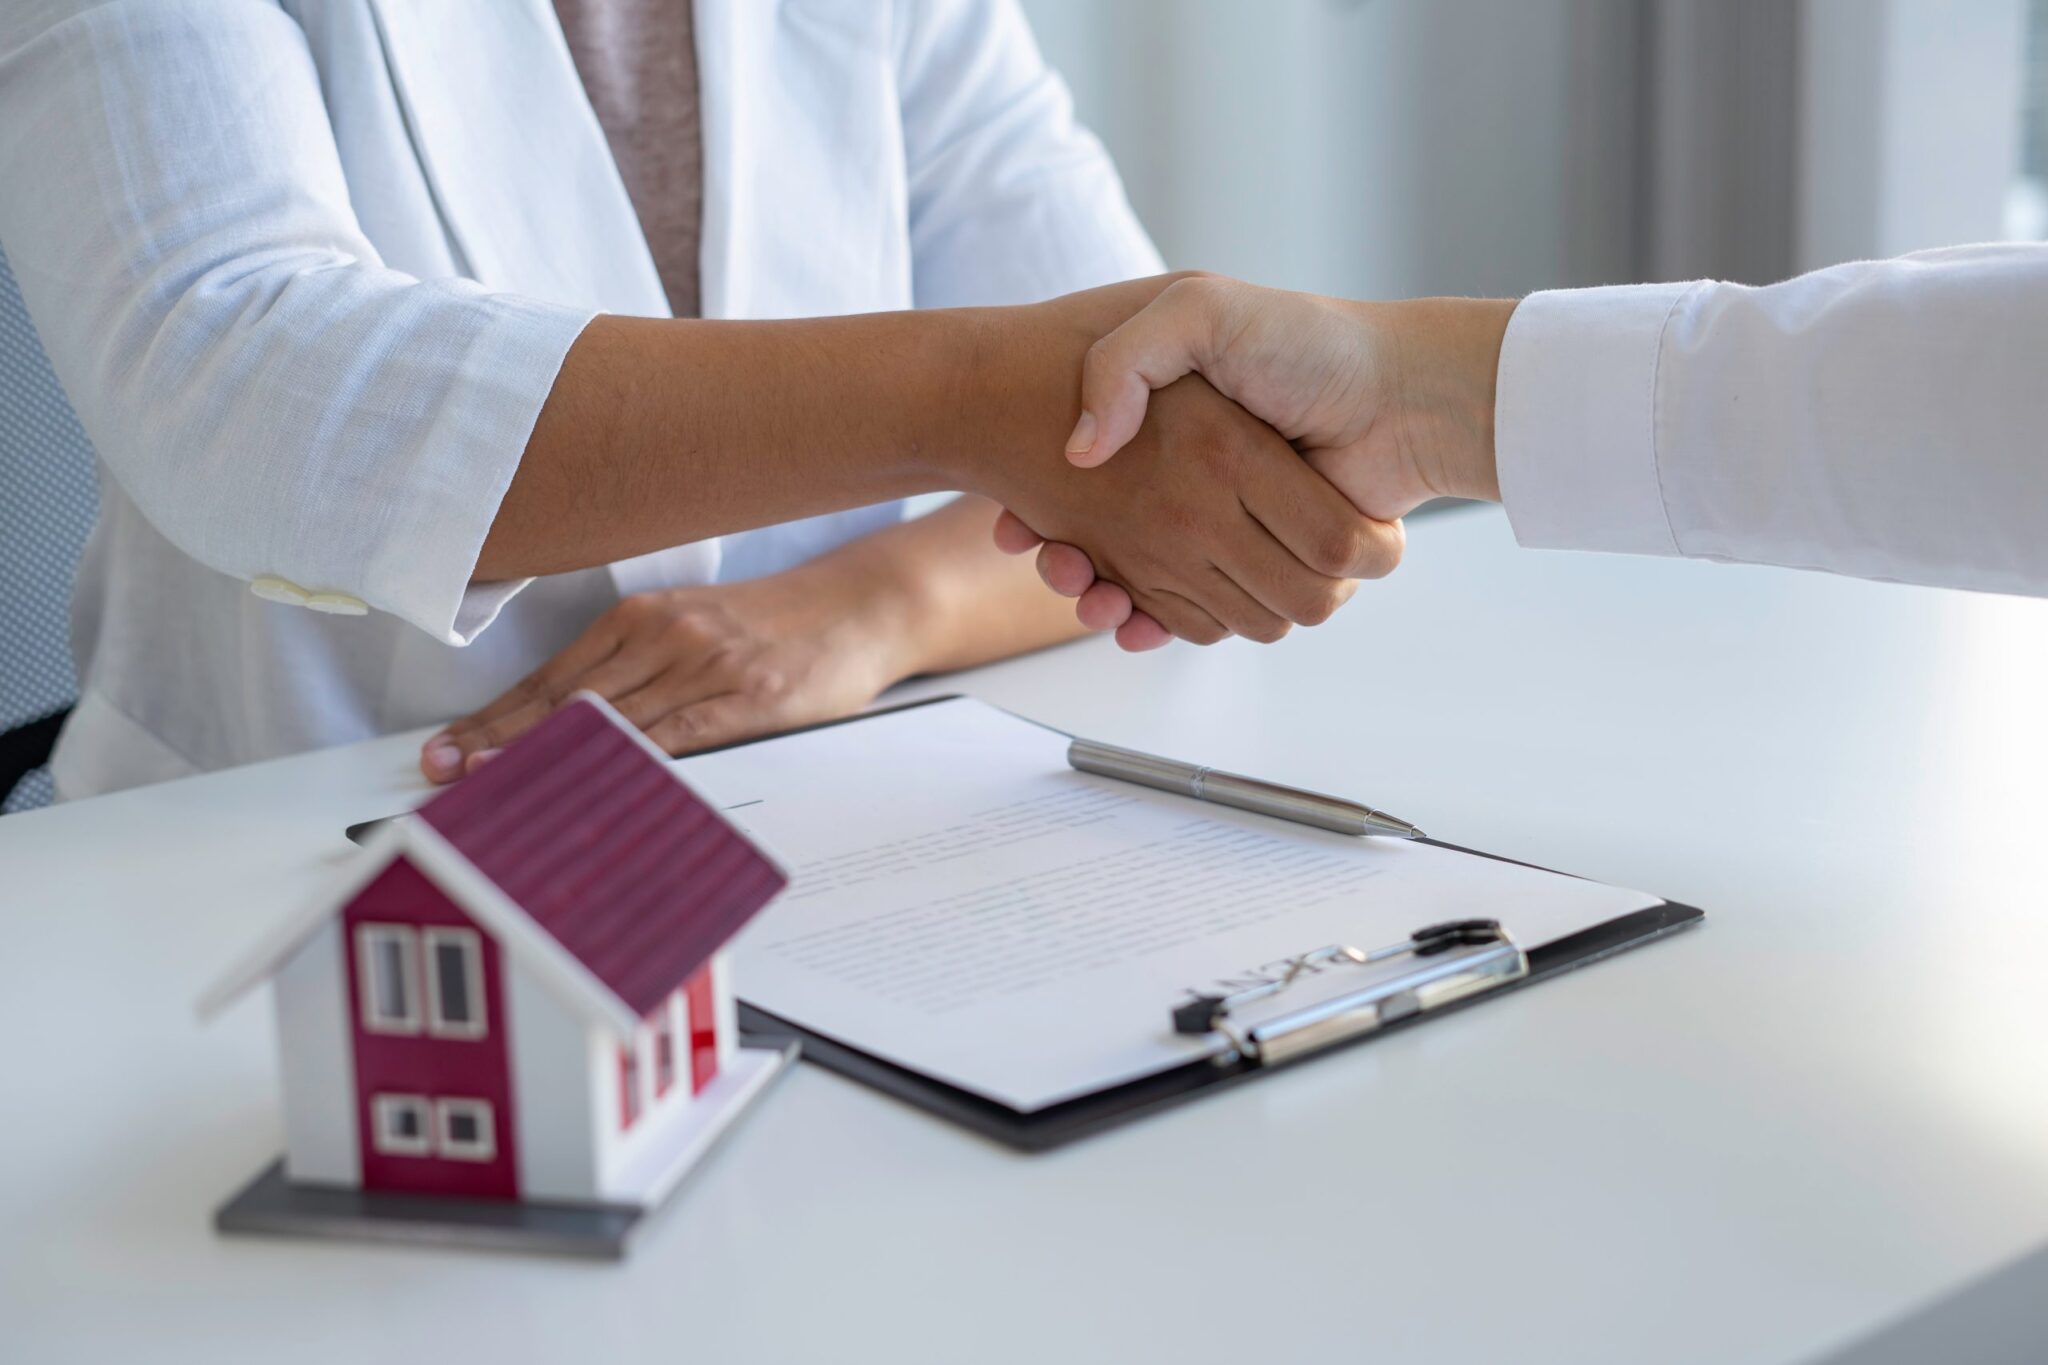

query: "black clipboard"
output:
717 697 1706 1153
348 695 1706 1154
739 897 1700 1153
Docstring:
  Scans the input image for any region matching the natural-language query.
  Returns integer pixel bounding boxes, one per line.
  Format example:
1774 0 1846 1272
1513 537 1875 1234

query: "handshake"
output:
968 274 1518 650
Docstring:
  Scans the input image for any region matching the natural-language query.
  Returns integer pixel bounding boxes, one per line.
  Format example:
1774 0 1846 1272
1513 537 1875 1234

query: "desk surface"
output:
5 506 2047 1365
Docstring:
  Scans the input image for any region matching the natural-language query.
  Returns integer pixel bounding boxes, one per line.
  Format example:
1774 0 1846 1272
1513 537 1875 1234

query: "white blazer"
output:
0 0 1160 798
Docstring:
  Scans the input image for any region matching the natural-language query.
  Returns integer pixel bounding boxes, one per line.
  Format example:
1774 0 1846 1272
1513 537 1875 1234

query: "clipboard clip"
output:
1171 920 1529 1067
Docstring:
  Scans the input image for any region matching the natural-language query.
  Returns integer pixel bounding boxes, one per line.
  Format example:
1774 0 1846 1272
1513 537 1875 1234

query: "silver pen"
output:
1066 737 1425 839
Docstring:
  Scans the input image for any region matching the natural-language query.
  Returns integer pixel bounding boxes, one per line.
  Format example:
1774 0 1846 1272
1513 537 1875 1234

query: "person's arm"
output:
1493 243 2048 596
424 494 1086 778
0 5 1388 655
1010 244 2048 639
484 281 1390 644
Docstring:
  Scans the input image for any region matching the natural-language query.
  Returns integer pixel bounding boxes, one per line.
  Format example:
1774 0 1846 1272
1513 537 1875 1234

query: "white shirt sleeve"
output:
893 0 1164 308
1494 243 2048 597
0 2 595 645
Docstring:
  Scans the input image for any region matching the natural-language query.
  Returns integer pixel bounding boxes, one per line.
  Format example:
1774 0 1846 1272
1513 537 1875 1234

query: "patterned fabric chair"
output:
0 243 99 812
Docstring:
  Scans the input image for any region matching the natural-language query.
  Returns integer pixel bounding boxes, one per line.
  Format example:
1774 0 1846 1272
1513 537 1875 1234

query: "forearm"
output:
478 278 1185 582
480 310 981 579
799 494 1088 684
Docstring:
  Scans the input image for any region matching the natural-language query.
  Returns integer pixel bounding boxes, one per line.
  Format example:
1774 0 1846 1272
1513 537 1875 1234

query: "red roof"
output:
416 698 785 1018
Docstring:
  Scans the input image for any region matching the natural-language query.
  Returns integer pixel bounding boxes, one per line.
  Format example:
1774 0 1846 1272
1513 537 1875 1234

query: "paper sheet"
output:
677 698 1662 1112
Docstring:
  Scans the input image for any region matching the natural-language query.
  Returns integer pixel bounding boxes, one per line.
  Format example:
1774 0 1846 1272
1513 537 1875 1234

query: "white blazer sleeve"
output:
893 0 1164 308
0 2 595 644
1495 243 2048 597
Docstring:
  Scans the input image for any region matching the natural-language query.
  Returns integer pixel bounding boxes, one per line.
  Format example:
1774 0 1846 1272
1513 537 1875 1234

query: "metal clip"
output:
1171 919 1528 1066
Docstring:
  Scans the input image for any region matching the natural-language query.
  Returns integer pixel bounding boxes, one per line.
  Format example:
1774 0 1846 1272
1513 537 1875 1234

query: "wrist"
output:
1368 296 1515 504
935 302 1086 500
780 528 940 685
938 276 1192 501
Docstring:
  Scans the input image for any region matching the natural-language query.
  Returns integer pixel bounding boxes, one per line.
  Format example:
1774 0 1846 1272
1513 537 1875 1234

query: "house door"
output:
342 859 520 1201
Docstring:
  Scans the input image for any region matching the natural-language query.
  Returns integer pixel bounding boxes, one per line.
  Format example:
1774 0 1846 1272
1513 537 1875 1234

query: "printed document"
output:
677 698 1662 1112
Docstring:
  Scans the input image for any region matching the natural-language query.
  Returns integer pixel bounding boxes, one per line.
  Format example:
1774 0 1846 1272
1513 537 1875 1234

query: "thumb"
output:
1066 277 1224 468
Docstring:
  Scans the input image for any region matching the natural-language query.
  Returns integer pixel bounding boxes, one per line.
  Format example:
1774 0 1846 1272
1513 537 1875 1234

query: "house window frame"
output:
434 1098 497 1163
355 924 423 1035
652 998 678 1099
618 1043 642 1130
423 927 488 1041
370 1093 432 1157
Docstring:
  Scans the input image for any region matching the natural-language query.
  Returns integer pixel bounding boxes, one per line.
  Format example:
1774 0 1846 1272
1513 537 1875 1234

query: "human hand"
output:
419 564 916 782
992 277 1513 645
960 279 1403 647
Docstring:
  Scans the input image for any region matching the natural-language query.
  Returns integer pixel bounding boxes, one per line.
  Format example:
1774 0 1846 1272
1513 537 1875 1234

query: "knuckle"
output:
1311 520 1372 578
700 641 745 680
614 593 660 627
1359 521 1407 580
1245 615 1290 644
660 612 714 649
1162 274 1218 313
653 710 707 751
516 673 563 708
1294 591 1337 627
1083 334 1116 373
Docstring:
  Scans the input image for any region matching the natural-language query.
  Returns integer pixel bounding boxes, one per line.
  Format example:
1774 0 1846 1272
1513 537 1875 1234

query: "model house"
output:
201 695 790 1215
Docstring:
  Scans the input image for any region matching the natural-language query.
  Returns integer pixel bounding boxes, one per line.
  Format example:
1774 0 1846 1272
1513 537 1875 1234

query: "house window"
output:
618 1045 641 1129
434 1098 497 1162
356 925 421 1034
424 928 486 1040
371 1093 432 1156
687 966 718 1093
652 1004 677 1098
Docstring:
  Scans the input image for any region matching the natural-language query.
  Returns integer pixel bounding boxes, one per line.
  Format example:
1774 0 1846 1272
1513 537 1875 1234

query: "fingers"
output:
1187 566 1292 644
425 640 669 781
1035 541 1098 598
1031 540 1261 645
991 507 1045 555
1114 611 1173 652
643 693 764 756
1209 502 1361 628
422 619 625 781
1237 455 1406 582
1021 536 1140 638
1075 579 1133 632
1129 587 1231 647
1068 277 1228 469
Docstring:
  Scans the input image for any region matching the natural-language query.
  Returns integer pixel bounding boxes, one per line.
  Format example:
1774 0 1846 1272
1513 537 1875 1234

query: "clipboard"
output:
348 695 1706 1153
715 697 1705 1153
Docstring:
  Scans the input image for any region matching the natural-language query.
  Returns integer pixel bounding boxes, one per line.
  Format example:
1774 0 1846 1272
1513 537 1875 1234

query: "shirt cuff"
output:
1494 281 1700 557
367 295 598 645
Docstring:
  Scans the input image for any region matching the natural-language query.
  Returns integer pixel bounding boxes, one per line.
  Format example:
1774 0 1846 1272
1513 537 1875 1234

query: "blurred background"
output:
1024 0 2040 294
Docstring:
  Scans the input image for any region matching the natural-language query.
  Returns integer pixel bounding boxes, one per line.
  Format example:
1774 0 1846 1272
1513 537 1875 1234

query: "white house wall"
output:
273 922 358 1187
505 956 603 1204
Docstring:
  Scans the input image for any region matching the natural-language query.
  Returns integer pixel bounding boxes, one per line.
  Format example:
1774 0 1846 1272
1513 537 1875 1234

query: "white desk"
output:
5 506 2047 1364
